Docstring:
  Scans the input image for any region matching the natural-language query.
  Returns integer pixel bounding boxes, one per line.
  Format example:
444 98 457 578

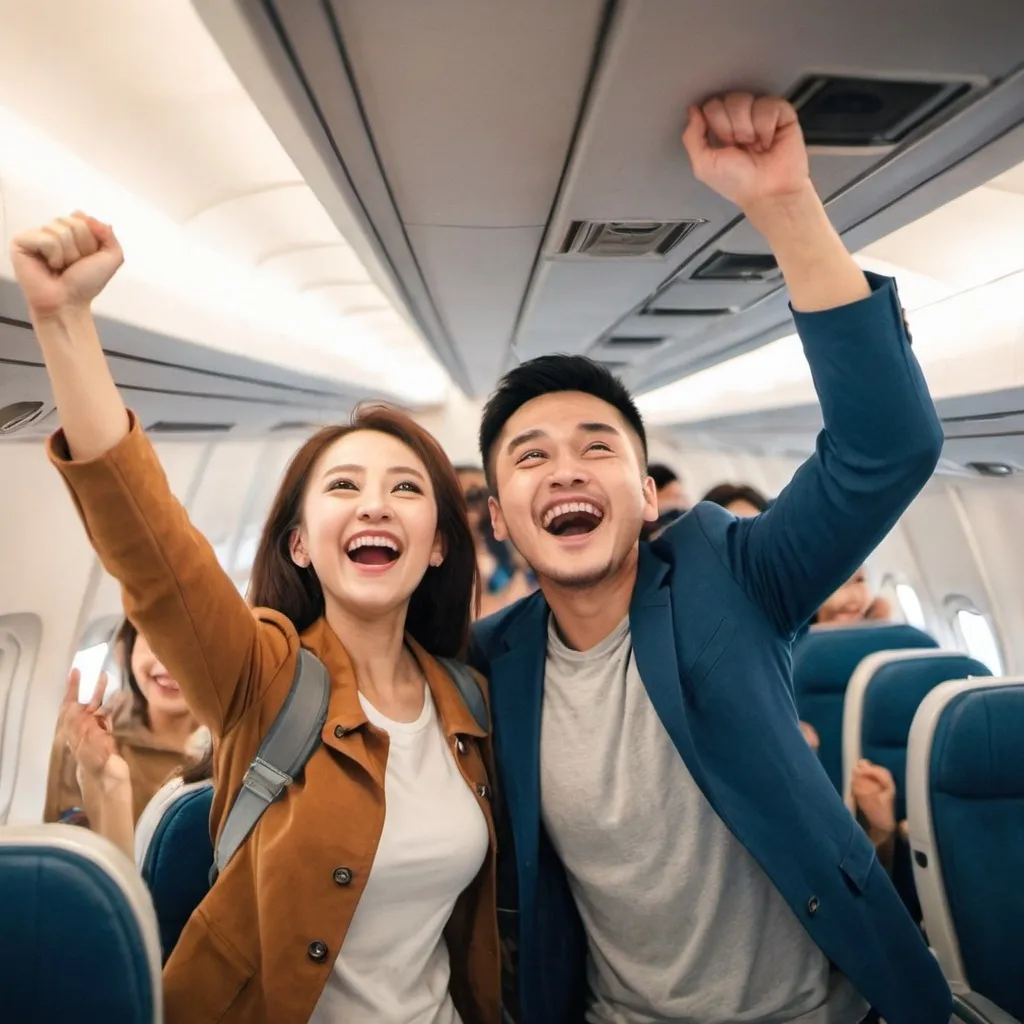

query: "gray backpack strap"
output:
437 657 488 733
212 648 330 883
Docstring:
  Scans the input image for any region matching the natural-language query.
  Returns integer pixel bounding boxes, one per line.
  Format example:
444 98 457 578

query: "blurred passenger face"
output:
657 479 688 514
489 391 657 589
290 430 443 621
457 468 489 532
817 568 874 625
131 631 191 720
725 498 763 518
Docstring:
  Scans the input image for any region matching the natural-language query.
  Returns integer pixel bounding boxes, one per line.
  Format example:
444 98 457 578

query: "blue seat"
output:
908 677 1024 1023
138 780 214 961
0 824 162 1023
793 623 936 791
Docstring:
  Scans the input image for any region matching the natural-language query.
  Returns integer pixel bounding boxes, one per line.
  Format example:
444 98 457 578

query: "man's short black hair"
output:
478 354 648 491
702 482 770 513
648 463 679 492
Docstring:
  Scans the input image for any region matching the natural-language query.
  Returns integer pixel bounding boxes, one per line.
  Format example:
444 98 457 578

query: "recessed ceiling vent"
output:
692 251 779 281
271 420 322 433
789 75 972 148
605 335 665 347
559 219 705 258
966 461 1016 477
147 421 234 434
0 401 46 435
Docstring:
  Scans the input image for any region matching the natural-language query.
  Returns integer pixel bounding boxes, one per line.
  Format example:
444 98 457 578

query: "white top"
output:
309 686 489 1024
541 615 868 1024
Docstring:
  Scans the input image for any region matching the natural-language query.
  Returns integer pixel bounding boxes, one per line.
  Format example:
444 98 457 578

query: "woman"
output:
701 482 770 517
54 659 212 864
814 567 892 626
46 618 203 830
13 213 499 1024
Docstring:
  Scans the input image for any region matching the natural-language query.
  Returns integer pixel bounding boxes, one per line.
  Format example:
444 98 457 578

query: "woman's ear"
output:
429 531 444 568
289 528 311 568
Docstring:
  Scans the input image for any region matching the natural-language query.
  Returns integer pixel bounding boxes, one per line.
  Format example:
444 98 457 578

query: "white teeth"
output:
541 502 604 529
345 535 400 553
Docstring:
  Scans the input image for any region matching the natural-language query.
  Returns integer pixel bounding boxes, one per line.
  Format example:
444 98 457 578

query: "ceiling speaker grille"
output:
559 219 705 258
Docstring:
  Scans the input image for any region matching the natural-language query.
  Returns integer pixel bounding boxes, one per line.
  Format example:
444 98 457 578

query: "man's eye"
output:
517 450 545 464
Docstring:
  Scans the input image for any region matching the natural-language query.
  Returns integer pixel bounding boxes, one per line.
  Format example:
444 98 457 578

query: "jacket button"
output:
307 940 329 963
476 783 489 799
456 739 468 755
334 725 348 739
807 895 820 915
333 867 353 886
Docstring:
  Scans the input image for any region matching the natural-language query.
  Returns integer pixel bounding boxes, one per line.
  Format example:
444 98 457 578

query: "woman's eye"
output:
393 481 423 494
326 478 357 492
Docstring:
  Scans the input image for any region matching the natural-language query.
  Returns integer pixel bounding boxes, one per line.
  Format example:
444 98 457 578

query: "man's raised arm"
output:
682 94 942 635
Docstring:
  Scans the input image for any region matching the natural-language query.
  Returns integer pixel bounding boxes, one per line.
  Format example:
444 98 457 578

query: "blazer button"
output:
807 895 820 915
456 739 468 755
334 725 348 739
333 867 353 886
308 940 329 963
476 783 489 799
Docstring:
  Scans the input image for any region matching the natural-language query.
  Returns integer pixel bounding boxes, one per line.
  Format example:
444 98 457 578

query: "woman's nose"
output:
357 501 392 522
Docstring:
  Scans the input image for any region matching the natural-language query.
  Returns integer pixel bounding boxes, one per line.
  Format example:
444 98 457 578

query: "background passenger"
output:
814 567 892 625
702 482 770 517
648 463 688 514
45 618 201 827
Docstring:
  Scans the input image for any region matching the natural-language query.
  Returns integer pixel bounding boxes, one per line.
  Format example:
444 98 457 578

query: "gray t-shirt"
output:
541 614 868 1024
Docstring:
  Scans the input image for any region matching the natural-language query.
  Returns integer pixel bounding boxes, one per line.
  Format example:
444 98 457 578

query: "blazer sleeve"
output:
48 412 293 736
695 274 943 637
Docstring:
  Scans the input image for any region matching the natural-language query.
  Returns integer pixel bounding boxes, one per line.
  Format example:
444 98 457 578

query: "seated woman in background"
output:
55 661 211 863
45 618 204 830
814 567 891 625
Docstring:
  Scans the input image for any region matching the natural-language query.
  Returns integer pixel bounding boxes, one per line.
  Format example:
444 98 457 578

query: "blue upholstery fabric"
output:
794 624 936 790
930 684 1024 1019
863 655 990 822
141 783 214 960
0 842 154 1022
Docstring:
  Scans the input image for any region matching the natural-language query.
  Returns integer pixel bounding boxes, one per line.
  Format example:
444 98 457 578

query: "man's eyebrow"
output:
506 428 547 456
579 422 621 437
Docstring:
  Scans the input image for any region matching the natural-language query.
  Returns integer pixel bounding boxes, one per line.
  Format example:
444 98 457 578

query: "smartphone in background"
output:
71 641 111 703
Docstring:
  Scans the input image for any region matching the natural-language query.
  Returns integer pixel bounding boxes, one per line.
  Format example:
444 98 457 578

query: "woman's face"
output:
817 569 874 625
725 498 763 518
290 429 443 621
130 631 192 720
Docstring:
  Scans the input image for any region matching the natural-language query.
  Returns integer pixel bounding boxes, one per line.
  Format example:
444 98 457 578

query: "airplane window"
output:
952 606 1004 676
71 615 123 702
895 583 927 630
0 614 42 825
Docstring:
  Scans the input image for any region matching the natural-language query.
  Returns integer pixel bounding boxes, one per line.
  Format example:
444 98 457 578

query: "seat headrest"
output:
0 824 162 1023
794 623 936 696
864 654 990 746
932 684 1024 799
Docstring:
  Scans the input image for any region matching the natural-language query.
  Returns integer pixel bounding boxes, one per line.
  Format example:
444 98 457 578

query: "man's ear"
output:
289 528 311 568
641 475 659 524
488 495 509 542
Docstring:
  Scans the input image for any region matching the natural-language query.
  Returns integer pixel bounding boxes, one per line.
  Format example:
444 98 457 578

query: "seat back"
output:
0 824 162 1023
793 623 936 790
907 677 1024 1018
139 779 214 960
843 649 991 818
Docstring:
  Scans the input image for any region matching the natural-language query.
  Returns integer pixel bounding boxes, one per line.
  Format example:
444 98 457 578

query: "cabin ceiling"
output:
197 0 1024 404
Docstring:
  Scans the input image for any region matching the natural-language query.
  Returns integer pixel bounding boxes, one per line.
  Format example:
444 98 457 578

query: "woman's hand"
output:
57 669 123 779
851 759 898 839
10 213 123 322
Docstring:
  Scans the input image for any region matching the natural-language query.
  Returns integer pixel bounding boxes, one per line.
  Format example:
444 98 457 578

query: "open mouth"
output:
346 534 401 566
542 501 604 537
152 675 181 694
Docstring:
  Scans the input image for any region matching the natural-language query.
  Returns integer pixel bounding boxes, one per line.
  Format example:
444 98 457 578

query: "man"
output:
470 92 950 1024
648 463 688 515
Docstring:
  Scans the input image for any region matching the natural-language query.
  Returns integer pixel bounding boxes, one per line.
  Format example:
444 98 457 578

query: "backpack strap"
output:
437 656 488 733
211 648 330 883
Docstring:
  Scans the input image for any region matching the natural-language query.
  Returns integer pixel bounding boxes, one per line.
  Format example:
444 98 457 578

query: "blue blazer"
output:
470 275 952 1024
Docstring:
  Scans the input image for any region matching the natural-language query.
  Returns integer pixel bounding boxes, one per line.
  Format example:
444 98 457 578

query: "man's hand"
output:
682 94 811 215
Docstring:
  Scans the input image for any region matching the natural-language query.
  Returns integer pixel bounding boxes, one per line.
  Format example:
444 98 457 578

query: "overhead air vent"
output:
597 361 631 373
789 75 973 148
966 461 1016 477
559 219 705 258
642 306 736 318
147 421 234 434
271 421 322 433
605 335 665 348
691 251 780 281
0 401 47 435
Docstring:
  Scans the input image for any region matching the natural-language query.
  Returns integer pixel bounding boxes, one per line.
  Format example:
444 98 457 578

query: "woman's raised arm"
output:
11 215 292 733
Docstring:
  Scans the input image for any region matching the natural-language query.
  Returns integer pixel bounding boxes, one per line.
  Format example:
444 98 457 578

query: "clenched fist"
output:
682 93 811 213
10 212 123 321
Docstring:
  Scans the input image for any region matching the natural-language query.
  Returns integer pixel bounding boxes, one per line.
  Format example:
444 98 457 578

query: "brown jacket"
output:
49 414 500 1024
44 689 194 825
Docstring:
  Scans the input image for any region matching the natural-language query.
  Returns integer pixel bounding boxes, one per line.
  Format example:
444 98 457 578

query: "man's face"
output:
657 479 688 513
456 468 488 530
488 391 657 589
